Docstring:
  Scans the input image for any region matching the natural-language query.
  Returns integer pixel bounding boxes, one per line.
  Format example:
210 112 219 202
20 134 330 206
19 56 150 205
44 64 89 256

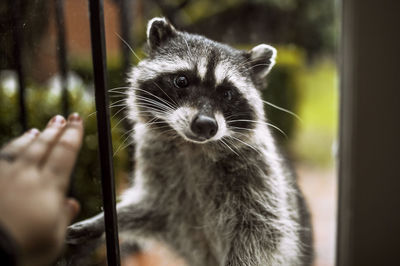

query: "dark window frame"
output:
337 0 400 265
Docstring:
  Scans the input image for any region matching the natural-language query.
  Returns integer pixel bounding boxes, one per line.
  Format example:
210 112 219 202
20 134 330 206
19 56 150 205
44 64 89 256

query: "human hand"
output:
0 114 83 266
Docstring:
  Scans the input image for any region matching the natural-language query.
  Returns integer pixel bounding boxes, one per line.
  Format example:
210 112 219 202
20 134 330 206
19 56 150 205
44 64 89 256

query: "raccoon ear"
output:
247 44 277 79
147 17 177 50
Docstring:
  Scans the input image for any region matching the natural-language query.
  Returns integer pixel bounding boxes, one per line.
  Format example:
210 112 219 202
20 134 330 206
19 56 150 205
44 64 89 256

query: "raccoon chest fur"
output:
133 128 290 265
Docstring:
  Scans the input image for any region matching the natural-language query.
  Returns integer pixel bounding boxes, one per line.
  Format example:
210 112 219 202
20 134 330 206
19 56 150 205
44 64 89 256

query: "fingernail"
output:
50 115 66 127
68 113 81 123
27 128 40 137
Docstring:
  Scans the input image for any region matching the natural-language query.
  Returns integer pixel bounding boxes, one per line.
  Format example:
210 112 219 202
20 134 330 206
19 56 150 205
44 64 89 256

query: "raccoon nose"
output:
191 115 218 139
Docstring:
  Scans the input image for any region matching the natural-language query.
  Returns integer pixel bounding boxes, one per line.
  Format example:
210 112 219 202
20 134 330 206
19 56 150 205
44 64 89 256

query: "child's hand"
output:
0 114 83 266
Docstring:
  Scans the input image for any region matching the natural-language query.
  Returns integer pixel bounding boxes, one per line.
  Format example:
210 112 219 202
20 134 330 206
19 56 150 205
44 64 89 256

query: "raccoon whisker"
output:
112 115 130 130
154 127 177 135
151 81 179 107
134 102 173 114
133 102 174 114
222 138 248 160
111 106 128 119
226 135 262 155
145 121 172 127
135 96 174 110
118 127 136 141
109 92 131 99
263 124 287 138
114 139 135 156
219 139 240 157
110 103 127 109
134 109 167 115
134 87 177 109
109 98 127 106
108 86 130 92
109 91 130 96
109 88 129 91
230 130 258 143
224 113 254 120
261 100 302 122
132 108 172 119
134 110 171 118
228 126 257 133
132 78 176 107
134 95 175 111
109 103 128 109
150 124 173 132
115 32 142 62
115 130 135 155
87 110 97 118
144 116 158 124
109 94 128 98
228 119 288 138
227 119 263 124
142 124 177 138
132 100 171 109
115 117 161 154
143 116 173 127
113 120 146 156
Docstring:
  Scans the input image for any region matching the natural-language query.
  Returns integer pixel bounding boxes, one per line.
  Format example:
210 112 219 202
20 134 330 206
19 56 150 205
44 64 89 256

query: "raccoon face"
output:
128 17 276 144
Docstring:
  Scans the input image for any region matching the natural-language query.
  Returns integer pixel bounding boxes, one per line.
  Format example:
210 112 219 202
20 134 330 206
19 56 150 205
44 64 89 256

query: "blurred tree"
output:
184 0 335 58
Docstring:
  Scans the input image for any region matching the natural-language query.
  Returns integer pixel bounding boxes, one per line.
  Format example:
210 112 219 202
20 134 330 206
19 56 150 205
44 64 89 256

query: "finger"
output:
19 115 66 166
65 198 81 223
0 129 40 157
56 198 80 249
43 113 83 190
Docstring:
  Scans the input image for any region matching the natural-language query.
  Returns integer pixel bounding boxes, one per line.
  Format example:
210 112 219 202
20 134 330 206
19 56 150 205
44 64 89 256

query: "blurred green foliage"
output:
292 59 338 166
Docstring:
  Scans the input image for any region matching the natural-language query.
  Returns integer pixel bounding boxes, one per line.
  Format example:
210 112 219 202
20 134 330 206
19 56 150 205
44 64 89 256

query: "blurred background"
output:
0 0 338 265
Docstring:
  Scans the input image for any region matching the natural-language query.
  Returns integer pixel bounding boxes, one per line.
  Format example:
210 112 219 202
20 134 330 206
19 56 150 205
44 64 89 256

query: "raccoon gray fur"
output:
67 17 313 266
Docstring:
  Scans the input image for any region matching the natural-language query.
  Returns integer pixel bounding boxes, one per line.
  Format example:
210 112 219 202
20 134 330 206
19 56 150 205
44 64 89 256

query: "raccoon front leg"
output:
66 203 166 245
66 212 105 245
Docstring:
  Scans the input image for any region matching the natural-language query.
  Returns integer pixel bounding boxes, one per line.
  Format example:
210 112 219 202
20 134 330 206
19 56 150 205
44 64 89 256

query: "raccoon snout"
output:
190 114 218 139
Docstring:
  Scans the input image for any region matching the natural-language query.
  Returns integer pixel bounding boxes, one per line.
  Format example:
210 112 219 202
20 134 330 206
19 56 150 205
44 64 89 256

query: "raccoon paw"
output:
66 222 103 245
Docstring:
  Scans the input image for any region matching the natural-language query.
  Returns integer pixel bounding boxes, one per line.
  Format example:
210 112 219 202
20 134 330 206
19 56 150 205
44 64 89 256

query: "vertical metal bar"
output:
10 0 27 132
118 0 132 74
337 0 400 265
54 0 69 117
88 0 121 265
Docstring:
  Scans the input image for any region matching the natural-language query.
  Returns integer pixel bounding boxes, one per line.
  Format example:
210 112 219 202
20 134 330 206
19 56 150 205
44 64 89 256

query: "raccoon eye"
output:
224 89 232 101
173 75 189 88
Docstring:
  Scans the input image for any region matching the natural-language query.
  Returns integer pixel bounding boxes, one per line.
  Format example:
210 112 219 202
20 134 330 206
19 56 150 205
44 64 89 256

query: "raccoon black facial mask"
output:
129 18 279 144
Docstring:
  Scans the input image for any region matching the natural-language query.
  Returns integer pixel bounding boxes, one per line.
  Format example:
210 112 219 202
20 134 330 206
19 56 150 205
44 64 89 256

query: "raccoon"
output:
67 17 313 266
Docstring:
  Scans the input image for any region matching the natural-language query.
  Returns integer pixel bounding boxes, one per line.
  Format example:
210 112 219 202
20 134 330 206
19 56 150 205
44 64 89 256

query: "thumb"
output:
65 198 80 225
